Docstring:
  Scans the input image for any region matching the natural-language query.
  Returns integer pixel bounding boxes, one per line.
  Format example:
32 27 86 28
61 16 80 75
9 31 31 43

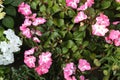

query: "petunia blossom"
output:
22 28 32 38
78 59 91 72
63 62 76 80
74 11 87 23
24 56 36 68
80 75 85 80
23 18 32 26
66 0 80 9
96 13 110 27
24 48 35 57
35 52 52 75
77 0 94 11
38 52 52 65
109 30 120 41
105 37 113 44
92 24 109 36
33 37 41 43
18 2 32 16
35 65 49 75
32 17 46 26
114 36 120 46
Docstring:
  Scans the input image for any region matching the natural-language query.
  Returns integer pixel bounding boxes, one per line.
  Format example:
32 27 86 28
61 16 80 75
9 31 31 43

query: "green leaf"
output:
2 16 14 28
55 47 61 54
54 19 64 27
52 4 61 13
47 19 53 27
68 10 76 17
62 47 68 54
72 51 82 60
58 19 64 26
82 41 89 48
11 0 25 6
116 6 120 10
87 8 95 18
59 12 64 18
48 1 53 7
50 31 60 40
40 5 46 12
0 27 4 37
71 45 78 52
101 1 111 9
4 0 13 4
73 31 85 40
66 40 75 49
79 25 87 31
31 2 37 10
5 6 16 16
65 32 73 40
115 14 120 18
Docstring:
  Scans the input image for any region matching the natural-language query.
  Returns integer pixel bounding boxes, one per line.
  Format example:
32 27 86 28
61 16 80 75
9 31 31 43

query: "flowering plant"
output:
0 0 120 80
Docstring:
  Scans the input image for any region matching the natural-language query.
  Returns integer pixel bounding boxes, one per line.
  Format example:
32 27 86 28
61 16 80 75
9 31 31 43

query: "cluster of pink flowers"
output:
24 48 36 68
92 13 110 36
77 0 94 11
35 52 52 75
66 0 94 10
63 59 91 80
24 48 52 75
105 30 120 46
66 0 94 23
66 0 80 9
18 2 46 43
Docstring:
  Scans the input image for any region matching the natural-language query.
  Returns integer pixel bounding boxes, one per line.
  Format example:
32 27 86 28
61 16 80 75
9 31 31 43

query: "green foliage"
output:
1 0 120 80
101 1 112 9
5 6 16 16
2 16 14 28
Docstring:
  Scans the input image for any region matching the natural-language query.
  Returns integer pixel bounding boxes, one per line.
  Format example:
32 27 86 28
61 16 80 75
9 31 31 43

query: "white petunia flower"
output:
0 29 22 65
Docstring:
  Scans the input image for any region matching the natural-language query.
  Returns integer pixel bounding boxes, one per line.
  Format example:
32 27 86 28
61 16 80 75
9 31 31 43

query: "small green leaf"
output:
65 32 73 40
54 19 64 27
48 1 53 7
50 31 60 40
0 27 4 37
71 45 78 52
68 10 76 17
47 19 53 27
115 14 120 18
31 2 37 10
72 51 82 60
40 5 46 12
67 40 75 49
73 31 85 40
4 0 13 4
79 26 87 31
59 12 64 18
5 6 16 16
82 41 89 48
2 16 14 28
11 0 25 6
52 4 61 13
101 1 111 9
62 47 68 54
